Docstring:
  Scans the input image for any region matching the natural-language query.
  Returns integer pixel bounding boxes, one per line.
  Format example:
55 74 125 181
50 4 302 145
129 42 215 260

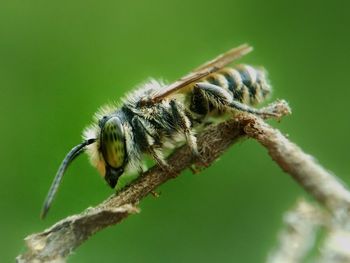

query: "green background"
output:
1 0 349 262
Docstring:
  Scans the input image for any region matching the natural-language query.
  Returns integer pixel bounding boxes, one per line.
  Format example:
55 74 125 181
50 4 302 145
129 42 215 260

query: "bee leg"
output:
148 147 180 178
195 82 277 117
195 82 233 105
169 100 200 157
183 131 210 168
148 147 169 170
131 116 174 174
229 100 279 117
169 100 210 170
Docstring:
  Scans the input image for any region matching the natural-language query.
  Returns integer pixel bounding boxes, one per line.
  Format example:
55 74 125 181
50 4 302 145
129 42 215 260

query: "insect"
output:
41 44 275 218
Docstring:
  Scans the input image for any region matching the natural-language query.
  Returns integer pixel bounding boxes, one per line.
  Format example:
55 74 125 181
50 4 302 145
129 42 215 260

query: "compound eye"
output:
100 117 126 169
98 116 109 128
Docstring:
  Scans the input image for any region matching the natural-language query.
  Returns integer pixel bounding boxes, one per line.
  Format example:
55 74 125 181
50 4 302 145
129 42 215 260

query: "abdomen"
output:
206 64 271 105
188 64 272 117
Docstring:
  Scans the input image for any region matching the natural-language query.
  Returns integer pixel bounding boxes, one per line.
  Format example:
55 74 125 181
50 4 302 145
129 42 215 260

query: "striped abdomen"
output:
204 64 271 105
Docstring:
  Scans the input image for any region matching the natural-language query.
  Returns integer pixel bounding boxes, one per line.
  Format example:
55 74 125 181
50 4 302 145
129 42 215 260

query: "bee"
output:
41 44 275 218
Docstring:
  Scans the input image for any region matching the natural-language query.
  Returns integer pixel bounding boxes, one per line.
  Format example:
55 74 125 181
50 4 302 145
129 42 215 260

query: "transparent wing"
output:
144 44 253 104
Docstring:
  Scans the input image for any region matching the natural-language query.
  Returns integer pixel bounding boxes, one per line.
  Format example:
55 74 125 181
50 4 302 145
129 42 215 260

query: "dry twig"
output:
267 197 350 263
243 116 350 218
267 199 327 263
242 114 350 263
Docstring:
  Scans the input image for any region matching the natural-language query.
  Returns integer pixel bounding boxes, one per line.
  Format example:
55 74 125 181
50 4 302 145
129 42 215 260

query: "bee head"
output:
99 116 126 188
40 115 127 219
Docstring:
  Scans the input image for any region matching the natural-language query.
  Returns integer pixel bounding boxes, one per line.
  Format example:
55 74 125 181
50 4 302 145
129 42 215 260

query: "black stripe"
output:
223 72 243 102
131 117 151 151
222 73 236 93
238 68 256 98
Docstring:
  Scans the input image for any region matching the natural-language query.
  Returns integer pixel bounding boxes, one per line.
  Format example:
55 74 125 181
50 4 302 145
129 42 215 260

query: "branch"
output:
317 223 350 263
267 199 327 263
243 115 350 219
268 197 350 263
16 100 291 263
252 113 350 263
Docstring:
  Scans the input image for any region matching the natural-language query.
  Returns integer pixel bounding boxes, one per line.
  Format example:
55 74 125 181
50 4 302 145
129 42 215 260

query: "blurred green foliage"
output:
1 0 349 262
